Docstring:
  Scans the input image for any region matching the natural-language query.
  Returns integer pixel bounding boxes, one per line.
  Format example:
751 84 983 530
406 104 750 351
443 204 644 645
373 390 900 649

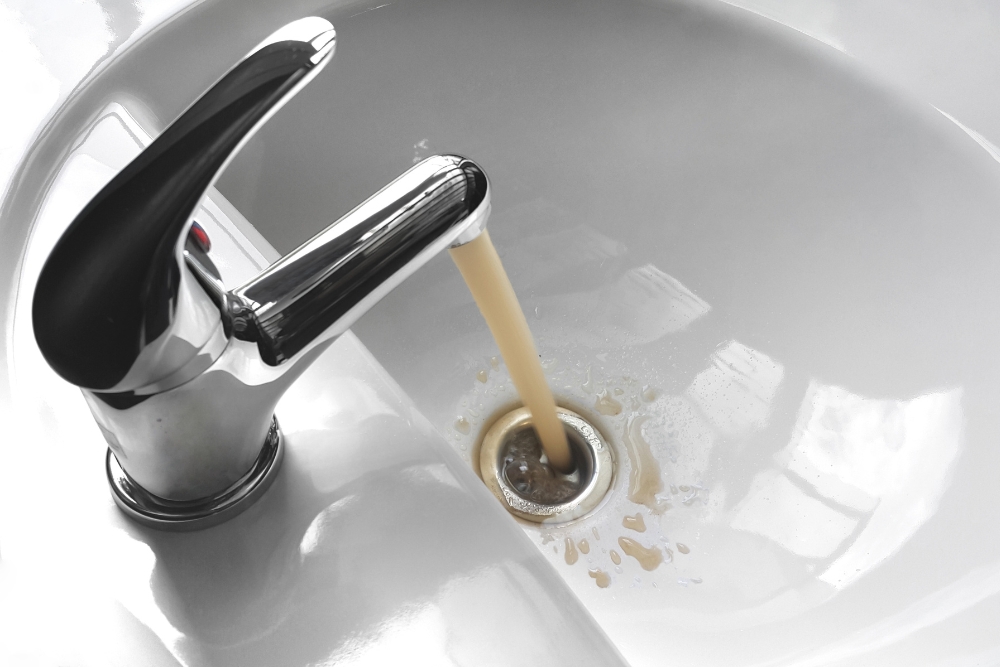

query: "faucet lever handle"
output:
33 17 336 392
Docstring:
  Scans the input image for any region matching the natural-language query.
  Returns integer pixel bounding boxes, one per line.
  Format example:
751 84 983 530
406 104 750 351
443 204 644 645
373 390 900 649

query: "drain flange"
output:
480 407 613 523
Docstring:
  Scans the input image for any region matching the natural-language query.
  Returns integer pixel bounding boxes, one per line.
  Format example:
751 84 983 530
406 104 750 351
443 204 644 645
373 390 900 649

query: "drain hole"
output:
481 407 614 524
501 425 592 505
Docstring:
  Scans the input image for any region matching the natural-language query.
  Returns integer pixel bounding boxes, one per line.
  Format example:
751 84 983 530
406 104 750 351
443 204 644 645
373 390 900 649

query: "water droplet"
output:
622 513 646 532
619 536 664 571
594 389 623 416
588 568 611 588
564 537 579 565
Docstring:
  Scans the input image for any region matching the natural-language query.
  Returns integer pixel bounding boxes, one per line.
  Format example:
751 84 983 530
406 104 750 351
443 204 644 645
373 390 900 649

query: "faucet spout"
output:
230 154 489 367
30 15 491 529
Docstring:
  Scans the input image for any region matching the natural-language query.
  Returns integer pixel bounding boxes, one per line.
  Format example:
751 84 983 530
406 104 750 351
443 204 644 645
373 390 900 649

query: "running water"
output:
449 230 573 472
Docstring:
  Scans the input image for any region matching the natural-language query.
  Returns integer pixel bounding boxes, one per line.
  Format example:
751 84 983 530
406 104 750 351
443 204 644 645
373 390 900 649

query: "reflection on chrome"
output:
732 382 963 588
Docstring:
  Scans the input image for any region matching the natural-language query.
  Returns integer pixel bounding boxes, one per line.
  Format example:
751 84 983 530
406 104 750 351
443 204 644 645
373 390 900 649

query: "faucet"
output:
31 17 490 530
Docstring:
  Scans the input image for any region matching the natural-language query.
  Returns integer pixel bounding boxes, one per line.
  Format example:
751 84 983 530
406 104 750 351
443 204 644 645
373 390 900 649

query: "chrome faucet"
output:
31 17 490 530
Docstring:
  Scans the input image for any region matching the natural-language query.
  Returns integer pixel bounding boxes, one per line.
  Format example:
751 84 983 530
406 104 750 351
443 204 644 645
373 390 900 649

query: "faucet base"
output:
106 417 284 531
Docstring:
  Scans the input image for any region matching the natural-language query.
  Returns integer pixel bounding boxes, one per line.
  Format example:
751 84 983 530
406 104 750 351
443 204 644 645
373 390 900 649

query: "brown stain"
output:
476 369 489 383
564 537 579 565
594 389 623 416
676 543 690 555
621 415 670 513
578 539 590 554
610 550 622 566
454 417 471 435
622 513 646 532
588 568 612 588
618 536 663 571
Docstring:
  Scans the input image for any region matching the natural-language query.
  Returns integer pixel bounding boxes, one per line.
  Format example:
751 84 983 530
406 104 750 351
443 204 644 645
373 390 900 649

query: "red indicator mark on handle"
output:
189 221 211 253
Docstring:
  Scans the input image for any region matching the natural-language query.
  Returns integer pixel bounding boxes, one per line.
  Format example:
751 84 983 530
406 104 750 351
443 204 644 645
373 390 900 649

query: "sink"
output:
4 0 1000 665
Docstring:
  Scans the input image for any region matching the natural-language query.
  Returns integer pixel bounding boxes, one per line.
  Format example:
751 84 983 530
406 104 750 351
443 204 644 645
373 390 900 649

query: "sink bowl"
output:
4 0 1000 665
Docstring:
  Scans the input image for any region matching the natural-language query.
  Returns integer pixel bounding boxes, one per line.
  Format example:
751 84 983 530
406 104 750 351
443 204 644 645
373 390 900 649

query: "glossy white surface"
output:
328 0 1000 664
3 0 1000 665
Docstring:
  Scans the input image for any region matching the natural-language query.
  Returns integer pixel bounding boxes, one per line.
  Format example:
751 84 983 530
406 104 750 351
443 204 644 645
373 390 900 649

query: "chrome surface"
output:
107 417 284 530
480 407 614 524
30 15 491 526
32 16 339 397
230 154 490 366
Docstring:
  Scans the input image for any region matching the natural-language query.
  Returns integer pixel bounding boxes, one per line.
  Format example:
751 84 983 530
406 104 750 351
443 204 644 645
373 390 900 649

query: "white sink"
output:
3 0 1000 665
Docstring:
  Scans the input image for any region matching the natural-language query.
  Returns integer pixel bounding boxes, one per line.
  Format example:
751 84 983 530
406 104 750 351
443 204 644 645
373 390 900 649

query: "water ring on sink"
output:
480 407 613 523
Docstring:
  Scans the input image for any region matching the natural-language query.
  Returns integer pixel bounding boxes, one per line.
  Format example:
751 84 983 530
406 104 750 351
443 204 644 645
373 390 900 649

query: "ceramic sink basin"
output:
3 0 1000 665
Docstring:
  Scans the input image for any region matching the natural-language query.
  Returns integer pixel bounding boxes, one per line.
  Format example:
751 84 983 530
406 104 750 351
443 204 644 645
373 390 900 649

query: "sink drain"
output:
480 407 613 523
